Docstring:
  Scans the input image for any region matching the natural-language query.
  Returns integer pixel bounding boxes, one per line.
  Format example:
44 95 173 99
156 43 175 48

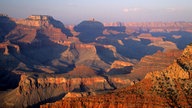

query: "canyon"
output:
41 44 192 108
0 14 192 107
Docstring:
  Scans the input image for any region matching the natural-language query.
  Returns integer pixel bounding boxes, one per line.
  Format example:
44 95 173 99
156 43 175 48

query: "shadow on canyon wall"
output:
49 18 72 37
152 31 192 49
0 15 16 42
74 20 104 43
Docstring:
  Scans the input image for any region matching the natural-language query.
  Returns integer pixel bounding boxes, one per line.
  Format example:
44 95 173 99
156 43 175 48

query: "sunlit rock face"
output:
41 45 192 108
5 15 71 43
1 14 192 108
0 73 115 107
104 22 192 33
145 45 192 79
16 15 61 28
130 49 182 80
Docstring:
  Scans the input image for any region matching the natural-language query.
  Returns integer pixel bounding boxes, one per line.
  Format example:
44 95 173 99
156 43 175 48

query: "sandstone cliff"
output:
41 45 192 108
1 15 192 108
130 49 182 80
74 20 104 43
0 14 16 41
0 68 136 107
104 22 192 33
5 15 71 43
0 73 113 107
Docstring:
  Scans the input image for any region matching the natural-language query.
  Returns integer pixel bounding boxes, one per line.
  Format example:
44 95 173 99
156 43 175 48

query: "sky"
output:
0 0 192 25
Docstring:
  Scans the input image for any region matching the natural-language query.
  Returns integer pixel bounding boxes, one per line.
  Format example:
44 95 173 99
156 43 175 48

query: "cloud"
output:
167 8 177 12
123 8 141 12
123 8 129 12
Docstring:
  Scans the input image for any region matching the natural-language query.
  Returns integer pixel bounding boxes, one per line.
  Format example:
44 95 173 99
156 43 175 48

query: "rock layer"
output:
41 45 192 108
130 49 182 80
1 15 192 107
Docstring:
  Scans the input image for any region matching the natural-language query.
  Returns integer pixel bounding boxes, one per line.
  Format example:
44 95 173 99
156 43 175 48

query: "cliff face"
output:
143 45 192 107
0 15 16 41
130 49 182 80
110 60 133 69
104 22 192 33
74 20 104 43
60 43 110 72
41 45 192 108
2 15 192 108
40 79 168 108
145 45 192 79
0 41 20 55
1 70 136 107
16 15 63 29
5 15 71 43
0 41 21 90
1 74 114 107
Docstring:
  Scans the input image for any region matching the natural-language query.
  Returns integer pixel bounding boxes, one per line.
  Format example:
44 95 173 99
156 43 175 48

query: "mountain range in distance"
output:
0 14 192 107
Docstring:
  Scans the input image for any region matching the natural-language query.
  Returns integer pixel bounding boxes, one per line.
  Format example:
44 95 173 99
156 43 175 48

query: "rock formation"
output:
41 45 192 108
6 15 71 43
110 60 133 69
74 20 104 43
104 22 192 33
106 60 133 75
1 14 192 107
130 49 182 80
0 14 16 41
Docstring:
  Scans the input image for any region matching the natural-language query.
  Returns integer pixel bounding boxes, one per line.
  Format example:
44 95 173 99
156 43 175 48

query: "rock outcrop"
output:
63 92 96 98
74 20 104 43
0 68 136 107
1 15 192 108
41 45 192 108
104 22 192 33
0 14 16 41
0 41 20 55
110 60 133 69
5 15 71 43
106 60 133 75
66 65 97 77
130 49 182 80
0 73 114 107
60 43 110 72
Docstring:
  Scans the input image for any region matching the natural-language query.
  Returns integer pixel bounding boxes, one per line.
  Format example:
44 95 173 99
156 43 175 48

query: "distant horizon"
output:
2 13 192 26
1 0 192 25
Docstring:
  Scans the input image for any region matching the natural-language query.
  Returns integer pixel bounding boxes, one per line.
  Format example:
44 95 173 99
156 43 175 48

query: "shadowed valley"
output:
0 14 192 107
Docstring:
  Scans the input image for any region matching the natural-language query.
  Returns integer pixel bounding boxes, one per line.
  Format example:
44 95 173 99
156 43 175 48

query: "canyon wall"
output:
41 45 192 108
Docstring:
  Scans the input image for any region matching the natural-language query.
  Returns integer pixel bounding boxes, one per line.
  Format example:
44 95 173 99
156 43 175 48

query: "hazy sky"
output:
0 0 192 24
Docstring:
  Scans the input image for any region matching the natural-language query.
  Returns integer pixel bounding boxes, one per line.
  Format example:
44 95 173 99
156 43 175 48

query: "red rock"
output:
41 45 192 108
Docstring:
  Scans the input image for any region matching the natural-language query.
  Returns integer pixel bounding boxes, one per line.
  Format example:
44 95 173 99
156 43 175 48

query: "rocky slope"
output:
74 20 104 43
41 45 192 108
0 14 16 42
130 49 182 80
104 22 192 33
0 71 136 107
1 14 192 107
0 73 113 107
5 15 71 43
